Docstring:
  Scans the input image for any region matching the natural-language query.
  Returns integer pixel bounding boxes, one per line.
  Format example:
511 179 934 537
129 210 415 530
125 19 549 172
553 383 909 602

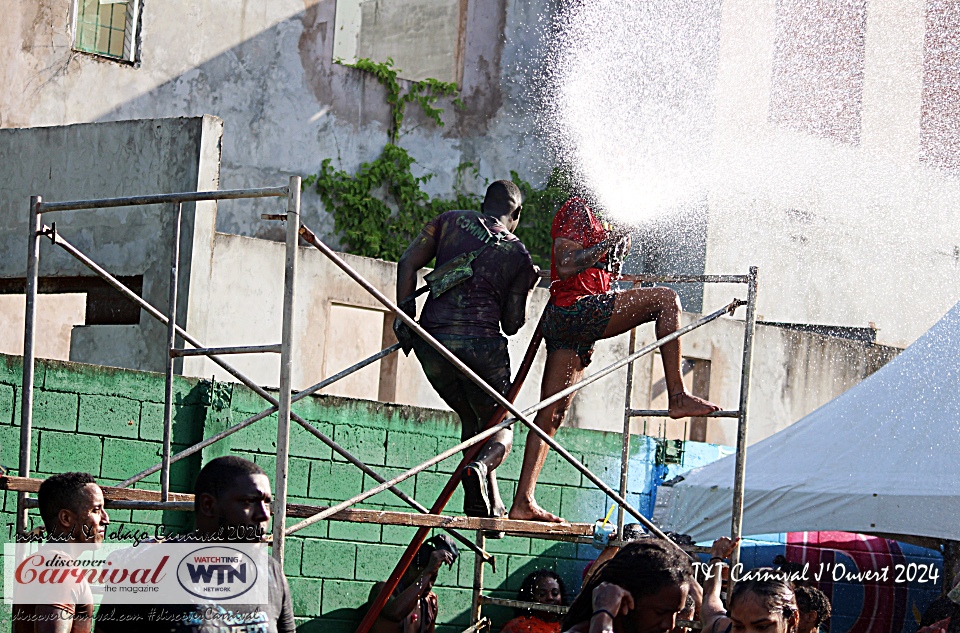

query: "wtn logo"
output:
176 546 262 601
186 563 247 585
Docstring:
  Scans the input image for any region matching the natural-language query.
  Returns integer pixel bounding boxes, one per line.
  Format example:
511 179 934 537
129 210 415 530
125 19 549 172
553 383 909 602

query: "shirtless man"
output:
509 196 719 522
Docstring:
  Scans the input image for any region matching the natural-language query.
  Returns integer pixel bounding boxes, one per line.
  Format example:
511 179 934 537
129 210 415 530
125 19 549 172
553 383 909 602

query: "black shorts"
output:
542 293 617 366
412 334 510 438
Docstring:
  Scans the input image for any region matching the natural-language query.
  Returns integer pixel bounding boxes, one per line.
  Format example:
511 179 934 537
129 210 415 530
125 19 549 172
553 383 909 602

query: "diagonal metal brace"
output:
39 225 493 566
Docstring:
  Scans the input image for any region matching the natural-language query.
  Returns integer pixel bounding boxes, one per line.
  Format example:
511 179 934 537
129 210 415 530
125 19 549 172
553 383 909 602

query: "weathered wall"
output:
703 0 960 347
0 116 223 374
0 351 693 631
0 0 557 242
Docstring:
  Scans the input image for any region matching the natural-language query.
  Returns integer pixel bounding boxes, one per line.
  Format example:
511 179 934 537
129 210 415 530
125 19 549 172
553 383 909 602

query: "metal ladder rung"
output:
170 344 282 357
627 409 740 418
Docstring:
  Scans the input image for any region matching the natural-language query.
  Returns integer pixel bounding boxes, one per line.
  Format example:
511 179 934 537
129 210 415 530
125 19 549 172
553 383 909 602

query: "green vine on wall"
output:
304 57 568 267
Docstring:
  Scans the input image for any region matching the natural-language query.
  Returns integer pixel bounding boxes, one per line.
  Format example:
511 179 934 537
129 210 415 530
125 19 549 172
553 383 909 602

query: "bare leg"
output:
602 287 720 419
508 349 584 523
488 468 506 517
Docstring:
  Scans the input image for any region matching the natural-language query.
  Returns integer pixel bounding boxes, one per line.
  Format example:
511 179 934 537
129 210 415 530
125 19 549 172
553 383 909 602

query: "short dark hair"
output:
516 569 568 615
795 586 831 626
621 523 648 542
194 456 266 512
37 472 98 532
562 540 694 630
483 180 522 218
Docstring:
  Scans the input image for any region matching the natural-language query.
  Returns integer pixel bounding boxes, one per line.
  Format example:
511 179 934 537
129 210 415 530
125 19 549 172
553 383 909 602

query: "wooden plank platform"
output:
1 476 593 538
285 503 593 538
1 475 192 502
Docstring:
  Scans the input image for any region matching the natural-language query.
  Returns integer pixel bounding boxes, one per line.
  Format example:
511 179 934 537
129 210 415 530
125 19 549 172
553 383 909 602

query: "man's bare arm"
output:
397 232 437 315
501 265 539 335
378 551 452 622
553 236 615 281
701 537 736 633
35 605 84 633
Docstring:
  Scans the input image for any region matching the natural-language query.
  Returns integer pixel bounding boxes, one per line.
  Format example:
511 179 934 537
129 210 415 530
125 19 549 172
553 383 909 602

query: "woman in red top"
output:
509 197 719 522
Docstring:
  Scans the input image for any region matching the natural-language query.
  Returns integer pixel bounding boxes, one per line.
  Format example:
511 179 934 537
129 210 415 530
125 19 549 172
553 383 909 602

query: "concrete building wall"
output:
703 0 960 348
0 0 556 242
0 116 223 374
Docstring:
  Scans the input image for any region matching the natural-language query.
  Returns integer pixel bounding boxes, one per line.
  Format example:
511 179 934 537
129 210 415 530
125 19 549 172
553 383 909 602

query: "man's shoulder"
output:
436 209 476 223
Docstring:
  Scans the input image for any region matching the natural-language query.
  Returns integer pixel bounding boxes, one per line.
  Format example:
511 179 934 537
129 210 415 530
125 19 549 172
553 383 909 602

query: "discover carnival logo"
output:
4 542 269 605
176 546 259 601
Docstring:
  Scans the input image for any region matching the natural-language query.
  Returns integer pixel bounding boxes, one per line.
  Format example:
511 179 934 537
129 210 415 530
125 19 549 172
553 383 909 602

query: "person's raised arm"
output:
378 550 453 623
397 232 437 316
701 537 736 633
585 582 634 633
553 225 629 281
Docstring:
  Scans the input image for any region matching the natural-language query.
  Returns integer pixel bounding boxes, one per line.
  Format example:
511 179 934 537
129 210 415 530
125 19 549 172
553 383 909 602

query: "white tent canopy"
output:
659 301 960 543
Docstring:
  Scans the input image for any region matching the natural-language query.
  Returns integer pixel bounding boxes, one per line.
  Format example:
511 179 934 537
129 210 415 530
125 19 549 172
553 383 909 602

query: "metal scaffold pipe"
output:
272 176 300 563
729 266 759 579
161 202 183 502
17 196 42 535
38 186 289 213
123 343 402 484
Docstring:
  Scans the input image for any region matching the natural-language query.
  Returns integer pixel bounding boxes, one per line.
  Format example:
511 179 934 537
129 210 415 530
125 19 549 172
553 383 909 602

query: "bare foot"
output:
668 392 721 419
509 499 566 523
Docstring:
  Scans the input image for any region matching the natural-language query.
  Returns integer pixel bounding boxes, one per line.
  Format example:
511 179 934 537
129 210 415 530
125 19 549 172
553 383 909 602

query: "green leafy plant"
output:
305 57 565 264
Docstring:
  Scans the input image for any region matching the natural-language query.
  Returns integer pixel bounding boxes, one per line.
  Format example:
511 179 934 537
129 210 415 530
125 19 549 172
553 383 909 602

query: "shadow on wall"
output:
91 0 510 239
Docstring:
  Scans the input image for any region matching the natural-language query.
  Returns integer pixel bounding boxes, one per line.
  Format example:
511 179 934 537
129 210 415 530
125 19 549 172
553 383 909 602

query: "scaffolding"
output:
8 179 759 632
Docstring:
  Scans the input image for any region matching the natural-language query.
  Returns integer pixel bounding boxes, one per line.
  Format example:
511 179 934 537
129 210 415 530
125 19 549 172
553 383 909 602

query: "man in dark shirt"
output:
95 456 295 633
396 180 538 519
13 471 108 633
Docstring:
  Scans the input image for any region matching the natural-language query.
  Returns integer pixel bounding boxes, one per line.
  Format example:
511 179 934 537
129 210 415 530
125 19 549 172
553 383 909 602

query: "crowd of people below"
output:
11 463 855 633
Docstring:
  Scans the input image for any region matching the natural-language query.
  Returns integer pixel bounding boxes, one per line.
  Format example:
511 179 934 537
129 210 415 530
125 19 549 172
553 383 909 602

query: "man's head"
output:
480 180 523 232
794 586 831 633
193 456 271 541
37 472 108 544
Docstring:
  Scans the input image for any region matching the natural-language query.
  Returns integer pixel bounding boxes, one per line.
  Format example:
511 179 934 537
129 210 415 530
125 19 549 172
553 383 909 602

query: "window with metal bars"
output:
73 0 139 61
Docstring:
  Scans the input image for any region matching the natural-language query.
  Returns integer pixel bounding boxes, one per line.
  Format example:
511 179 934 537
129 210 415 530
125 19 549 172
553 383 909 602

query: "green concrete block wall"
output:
0 352 666 631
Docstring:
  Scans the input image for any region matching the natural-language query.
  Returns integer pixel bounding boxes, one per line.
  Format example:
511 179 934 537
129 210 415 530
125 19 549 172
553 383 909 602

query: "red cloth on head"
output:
549 198 611 308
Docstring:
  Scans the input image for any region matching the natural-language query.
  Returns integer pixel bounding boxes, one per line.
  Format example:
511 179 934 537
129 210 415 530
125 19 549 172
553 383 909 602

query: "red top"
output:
500 615 562 633
549 198 611 307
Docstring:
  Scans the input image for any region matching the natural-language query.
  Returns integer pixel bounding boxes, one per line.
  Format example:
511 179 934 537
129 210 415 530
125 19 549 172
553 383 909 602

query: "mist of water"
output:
544 0 723 227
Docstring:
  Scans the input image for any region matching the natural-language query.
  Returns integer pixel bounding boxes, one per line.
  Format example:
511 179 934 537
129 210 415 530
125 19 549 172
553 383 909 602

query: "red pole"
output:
356 313 545 633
